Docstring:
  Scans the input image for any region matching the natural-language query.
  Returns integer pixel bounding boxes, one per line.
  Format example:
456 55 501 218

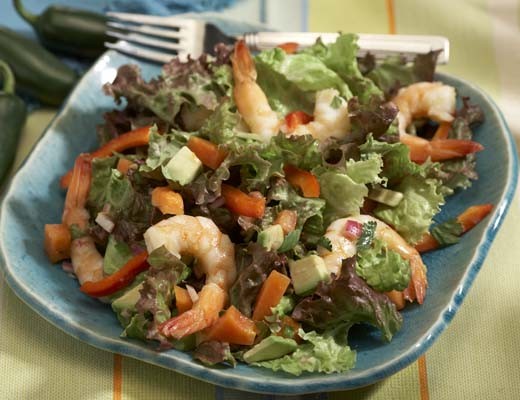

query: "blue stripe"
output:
301 0 309 32
259 0 267 24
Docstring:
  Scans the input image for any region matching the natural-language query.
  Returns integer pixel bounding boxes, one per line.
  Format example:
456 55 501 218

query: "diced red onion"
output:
130 243 146 256
344 219 363 240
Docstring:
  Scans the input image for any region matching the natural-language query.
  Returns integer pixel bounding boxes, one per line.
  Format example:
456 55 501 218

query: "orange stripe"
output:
113 354 122 400
417 355 430 400
385 0 397 34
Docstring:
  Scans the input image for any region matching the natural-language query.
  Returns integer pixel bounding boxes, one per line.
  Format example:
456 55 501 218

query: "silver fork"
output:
105 12 449 64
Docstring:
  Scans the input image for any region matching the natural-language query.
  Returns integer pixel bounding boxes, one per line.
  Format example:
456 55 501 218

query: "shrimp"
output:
231 40 280 141
143 215 237 339
393 82 483 163
318 215 427 307
62 154 104 285
231 40 351 142
291 88 351 141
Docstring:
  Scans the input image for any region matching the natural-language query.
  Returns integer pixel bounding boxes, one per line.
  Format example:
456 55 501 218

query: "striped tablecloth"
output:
1 1 520 399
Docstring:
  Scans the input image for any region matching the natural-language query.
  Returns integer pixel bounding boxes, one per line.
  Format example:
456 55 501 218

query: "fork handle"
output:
242 32 449 64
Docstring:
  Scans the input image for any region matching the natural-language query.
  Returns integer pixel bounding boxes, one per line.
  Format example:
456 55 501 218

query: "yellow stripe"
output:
113 354 122 400
385 0 396 34
309 0 388 34
418 355 430 400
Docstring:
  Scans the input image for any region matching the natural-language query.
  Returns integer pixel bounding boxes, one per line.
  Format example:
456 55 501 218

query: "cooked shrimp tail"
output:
402 255 428 304
319 215 428 308
144 215 237 338
394 82 456 132
159 283 226 339
232 40 257 82
232 40 280 141
62 154 104 285
400 133 484 164
392 81 484 164
62 154 92 229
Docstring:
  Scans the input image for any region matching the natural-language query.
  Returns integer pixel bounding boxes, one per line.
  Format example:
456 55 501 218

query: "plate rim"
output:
0 49 518 394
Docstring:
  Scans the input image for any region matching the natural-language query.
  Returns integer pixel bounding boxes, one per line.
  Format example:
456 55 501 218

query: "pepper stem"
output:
13 0 39 25
0 60 16 94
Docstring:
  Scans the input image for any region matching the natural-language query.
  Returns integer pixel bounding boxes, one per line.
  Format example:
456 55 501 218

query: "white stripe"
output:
266 0 305 31
488 0 520 144
488 0 520 210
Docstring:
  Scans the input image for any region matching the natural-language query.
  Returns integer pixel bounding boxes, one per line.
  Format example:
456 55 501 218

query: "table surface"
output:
1 1 520 399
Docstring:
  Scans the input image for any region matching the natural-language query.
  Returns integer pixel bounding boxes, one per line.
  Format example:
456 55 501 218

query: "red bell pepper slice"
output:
415 204 493 253
277 42 299 54
80 251 149 297
284 111 313 133
221 184 266 218
60 126 152 189
187 136 228 169
283 164 320 198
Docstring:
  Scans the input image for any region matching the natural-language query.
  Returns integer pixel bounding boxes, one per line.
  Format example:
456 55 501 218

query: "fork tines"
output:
105 12 206 62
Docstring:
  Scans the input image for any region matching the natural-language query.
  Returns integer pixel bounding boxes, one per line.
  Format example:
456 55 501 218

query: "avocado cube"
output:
111 283 144 325
289 255 331 295
368 187 404 207
243 335 297 363
257 224 285 251
163 146 202 185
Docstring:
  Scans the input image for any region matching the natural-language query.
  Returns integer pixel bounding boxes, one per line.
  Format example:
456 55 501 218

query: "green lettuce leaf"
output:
103 235 133 275
98 46 233 142
119 246 189 345
88 157 156 244
262 133 322 171
253 329 356 376
304 33 383 104
292 257 402 342
433 97 484 190
356 221 377 250
318 155 383 222
141 127 183 172
319 171 367 220
431 219 464 247
147 245 191 282
270 296 295 319
356 239 411 292
255 47 351 115
268 179 326 229
374 175 445 244
88 157 132 215
103 53 230 130
359 135 422 183
199 98 241 145
121 313 148 340
367 51 440 98
346 153 384 185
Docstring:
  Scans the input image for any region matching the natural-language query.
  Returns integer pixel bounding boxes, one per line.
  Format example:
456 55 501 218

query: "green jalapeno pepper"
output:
0 60 27 185
13 0 113 58
0 27 78 106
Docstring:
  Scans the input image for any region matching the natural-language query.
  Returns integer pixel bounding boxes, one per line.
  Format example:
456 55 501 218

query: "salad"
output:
44 34 492 376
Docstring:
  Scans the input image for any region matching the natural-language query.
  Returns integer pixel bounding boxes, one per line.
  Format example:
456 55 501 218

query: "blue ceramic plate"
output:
0 19 518 394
